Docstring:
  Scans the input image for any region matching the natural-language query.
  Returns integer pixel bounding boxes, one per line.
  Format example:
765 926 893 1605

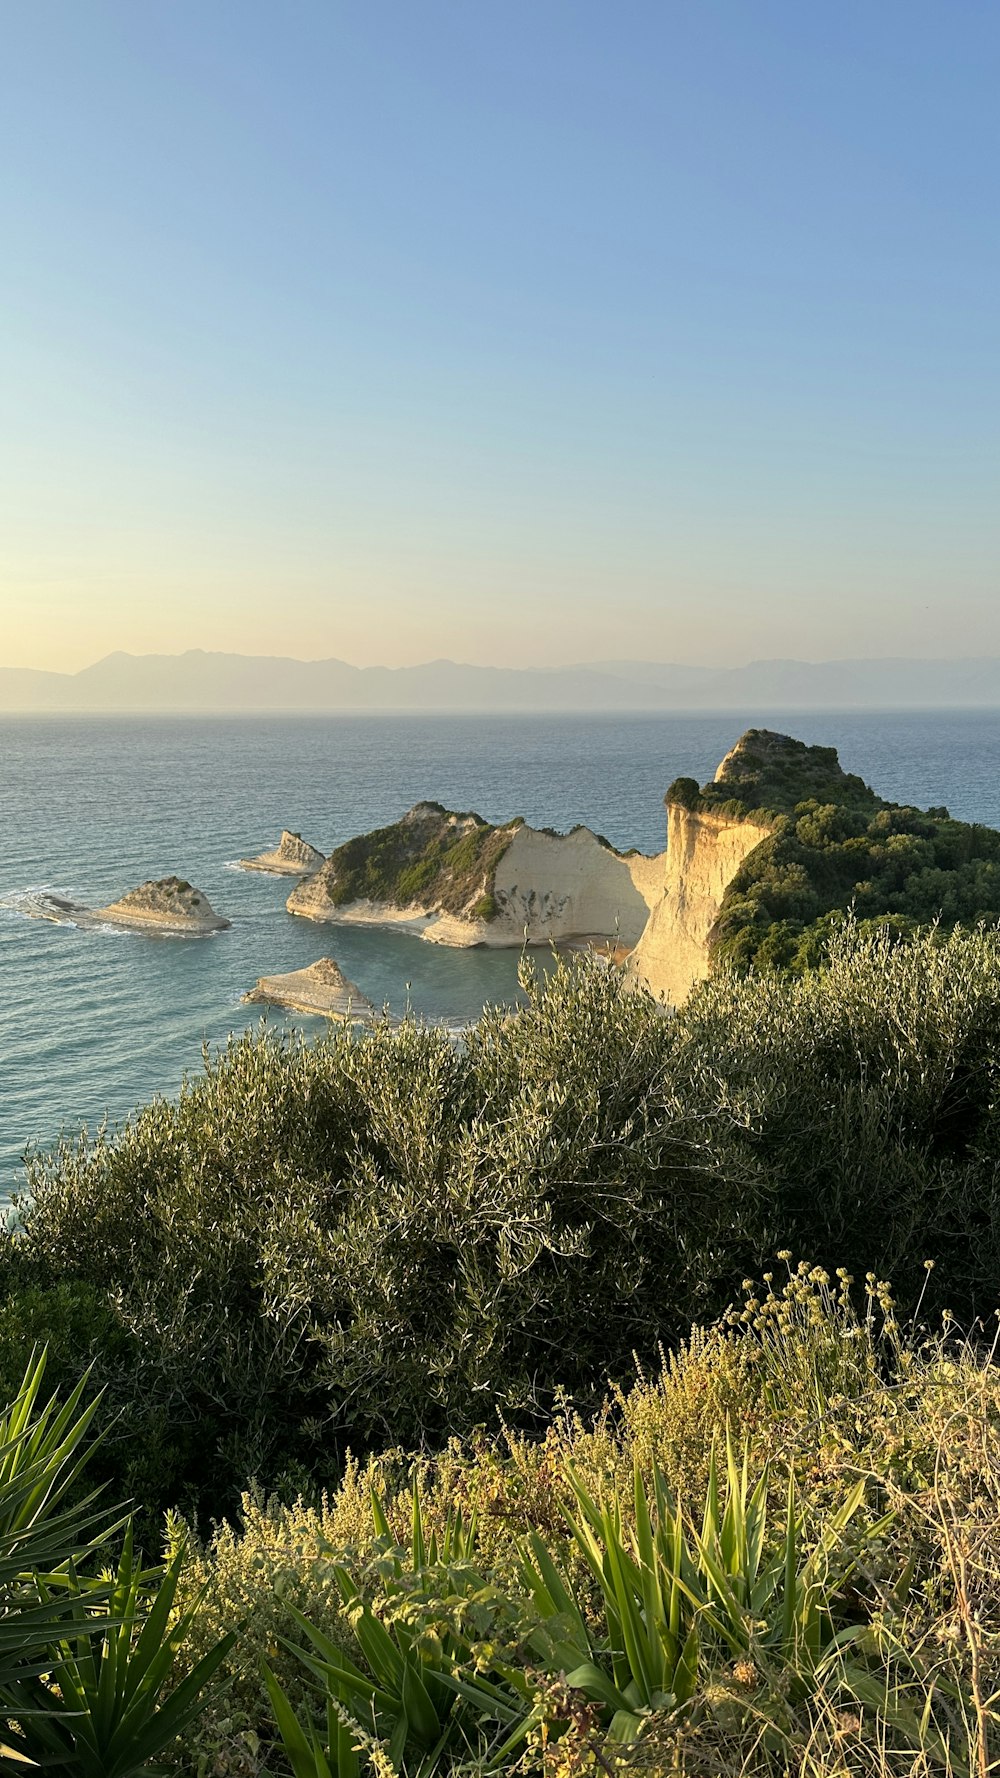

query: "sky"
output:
2 1 999 674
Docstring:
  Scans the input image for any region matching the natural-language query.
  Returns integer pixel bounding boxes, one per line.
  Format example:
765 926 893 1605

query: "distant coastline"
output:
6 648 1000 713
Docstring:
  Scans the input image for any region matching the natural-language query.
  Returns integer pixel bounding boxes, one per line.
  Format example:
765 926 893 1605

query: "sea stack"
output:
239 830 326 875
29 876 230 934
243 957 375 1022
94 878 230 933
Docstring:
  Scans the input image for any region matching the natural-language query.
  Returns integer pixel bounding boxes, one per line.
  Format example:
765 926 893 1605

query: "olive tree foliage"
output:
1 960 713 1521
3 925 1000 1526
669 918 1000 1313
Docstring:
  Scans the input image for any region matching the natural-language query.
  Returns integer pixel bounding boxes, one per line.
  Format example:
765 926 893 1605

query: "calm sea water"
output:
2 709 1000 1197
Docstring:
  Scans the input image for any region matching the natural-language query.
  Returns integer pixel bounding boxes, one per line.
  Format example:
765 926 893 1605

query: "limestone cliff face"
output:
287 803 664 947
624 727 871 1004
488 827 662 947
626 804 773 1006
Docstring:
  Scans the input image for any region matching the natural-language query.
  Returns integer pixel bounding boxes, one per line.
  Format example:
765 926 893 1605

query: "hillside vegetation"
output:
667 729 1000 971
302 802 520 919
7 925 1000 1531
176 1272 1000 1778
3 924 1000 1774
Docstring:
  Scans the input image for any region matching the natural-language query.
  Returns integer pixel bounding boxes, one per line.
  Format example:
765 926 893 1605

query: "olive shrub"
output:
4 923 1000 1527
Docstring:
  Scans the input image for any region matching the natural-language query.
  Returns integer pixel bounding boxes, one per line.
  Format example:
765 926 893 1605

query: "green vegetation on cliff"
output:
315 802 520 917
669 729 1000 971
670 728 882 821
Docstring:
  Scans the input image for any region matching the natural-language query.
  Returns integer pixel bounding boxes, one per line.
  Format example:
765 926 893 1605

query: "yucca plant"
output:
520 1435 885 1742
0 1349 118 1687
519 1461 701 1743
369 1477 480 1574
0 1523 236 1777
265 1480 531 1777
262 1666 362 1778
268 1592 527 1778
687 1432 876 1691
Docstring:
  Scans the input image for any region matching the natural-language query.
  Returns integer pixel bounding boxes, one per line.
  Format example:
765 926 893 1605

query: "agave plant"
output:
0 1523 235 1777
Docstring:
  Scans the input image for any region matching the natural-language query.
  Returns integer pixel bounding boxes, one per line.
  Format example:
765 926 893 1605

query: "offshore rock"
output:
243 957 375 1021
32 876 230 934
239 830 326 875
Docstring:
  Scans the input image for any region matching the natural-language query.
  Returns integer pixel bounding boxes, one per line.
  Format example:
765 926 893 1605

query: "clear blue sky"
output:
3 1 998 671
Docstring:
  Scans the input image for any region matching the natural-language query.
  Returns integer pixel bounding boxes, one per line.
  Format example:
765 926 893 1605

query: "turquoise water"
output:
3 709 1000 1196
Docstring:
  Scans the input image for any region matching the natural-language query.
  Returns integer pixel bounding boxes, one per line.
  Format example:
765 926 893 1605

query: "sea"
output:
2 708 1000 1200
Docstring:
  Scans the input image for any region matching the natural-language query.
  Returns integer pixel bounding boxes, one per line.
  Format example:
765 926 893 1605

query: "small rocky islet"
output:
31 876 230 935
242 957 375 1022
237 829 325 875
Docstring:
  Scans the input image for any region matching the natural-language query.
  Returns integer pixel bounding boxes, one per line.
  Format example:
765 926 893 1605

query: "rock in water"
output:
238 830 326 875
94 877 230 933
243 957 375 1021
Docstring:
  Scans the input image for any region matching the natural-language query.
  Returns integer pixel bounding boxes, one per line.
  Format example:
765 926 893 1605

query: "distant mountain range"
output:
4 650 1000 712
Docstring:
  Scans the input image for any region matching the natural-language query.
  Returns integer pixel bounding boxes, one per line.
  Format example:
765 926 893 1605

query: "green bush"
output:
711 803 1000 971
665 776 701 810
7 929 1000 1529
4 963 692 1523
671 919 1000 1320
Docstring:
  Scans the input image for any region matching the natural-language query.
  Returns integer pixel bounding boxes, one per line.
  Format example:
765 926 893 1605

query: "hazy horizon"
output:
3 3 999 672
8 646 1000 715
5 643 995 675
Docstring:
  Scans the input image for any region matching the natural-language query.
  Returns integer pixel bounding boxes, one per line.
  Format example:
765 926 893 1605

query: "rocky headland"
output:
280 728 1000 1012
243 957 374 1021
627 726 1000 1004
286 802 665 948
626 728 881 1005
33 877 230 935
238 830 325 875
